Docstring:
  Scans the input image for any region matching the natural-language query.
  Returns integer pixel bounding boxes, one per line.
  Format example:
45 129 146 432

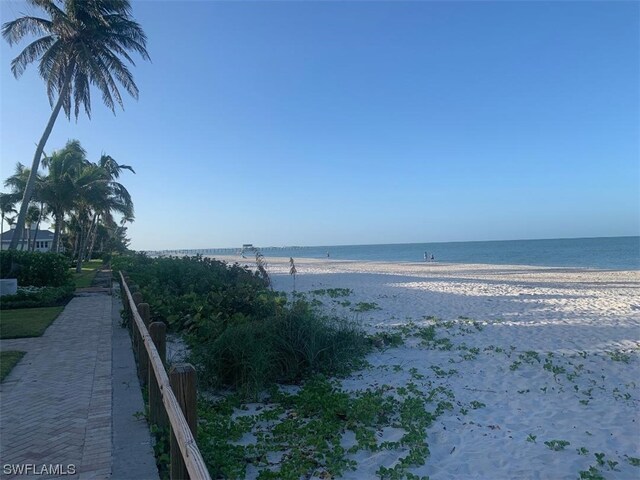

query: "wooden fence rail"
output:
119 272 211 480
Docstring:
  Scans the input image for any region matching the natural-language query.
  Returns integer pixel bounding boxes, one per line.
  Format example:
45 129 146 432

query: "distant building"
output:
1 225 55 252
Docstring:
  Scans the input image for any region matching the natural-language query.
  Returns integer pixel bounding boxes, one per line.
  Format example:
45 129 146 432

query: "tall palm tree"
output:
2 0 149 250
84 154 134 261
73 160 134 272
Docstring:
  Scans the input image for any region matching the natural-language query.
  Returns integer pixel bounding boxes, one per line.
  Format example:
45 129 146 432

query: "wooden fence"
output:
119 272 211 480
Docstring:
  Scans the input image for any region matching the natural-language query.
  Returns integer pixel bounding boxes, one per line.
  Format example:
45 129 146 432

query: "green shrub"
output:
192 301 369 398
0 251 72 287
112 253 273 332
0 284 75 309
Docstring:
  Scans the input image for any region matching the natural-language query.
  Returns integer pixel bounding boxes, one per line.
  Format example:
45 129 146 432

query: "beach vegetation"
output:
578 466 605 480
607 350 631 363
430 366 457 377
311 288 353 298
352 301 381 312
1 0 149 249
369 331 404 349
544 439 570 451
509 360 522 371
112 254 369 397
197 375 439 479
469 400 485 409
625 455 640 467
526 434 537 443
0 351 25 381
192 302 369 397
577 447 589 455
543 358 567 377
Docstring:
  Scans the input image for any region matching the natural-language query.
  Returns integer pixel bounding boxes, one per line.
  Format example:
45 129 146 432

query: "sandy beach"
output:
212 255 640 479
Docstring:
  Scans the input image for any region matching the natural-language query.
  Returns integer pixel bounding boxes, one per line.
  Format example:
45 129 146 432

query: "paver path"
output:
1 295 112 479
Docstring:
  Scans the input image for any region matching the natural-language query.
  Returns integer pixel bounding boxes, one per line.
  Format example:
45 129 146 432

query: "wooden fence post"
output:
149 321 168 429
131 292 143 350
137 303 150 385
169 364 197 480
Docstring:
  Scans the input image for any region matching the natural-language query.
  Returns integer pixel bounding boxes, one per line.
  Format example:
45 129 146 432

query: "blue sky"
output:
1 1 638 250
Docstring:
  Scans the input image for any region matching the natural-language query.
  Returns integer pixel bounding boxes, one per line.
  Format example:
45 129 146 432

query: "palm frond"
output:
10 35 55 77
1 15 53 46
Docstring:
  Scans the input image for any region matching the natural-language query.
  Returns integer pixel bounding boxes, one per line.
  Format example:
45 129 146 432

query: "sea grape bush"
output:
0 251 72 287
112 253 274 333
112 253 368 396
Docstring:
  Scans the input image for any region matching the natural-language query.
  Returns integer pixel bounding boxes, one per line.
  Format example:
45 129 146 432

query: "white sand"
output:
214 255 640 479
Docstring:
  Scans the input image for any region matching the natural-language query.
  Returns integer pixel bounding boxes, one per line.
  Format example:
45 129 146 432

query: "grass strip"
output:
0 306 64 339
0 351 26 381
72 260 103 288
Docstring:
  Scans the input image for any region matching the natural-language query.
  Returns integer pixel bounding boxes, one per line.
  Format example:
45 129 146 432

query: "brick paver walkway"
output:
1 295 112 479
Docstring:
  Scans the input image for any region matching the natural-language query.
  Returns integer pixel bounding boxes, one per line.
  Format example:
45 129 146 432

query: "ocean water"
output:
250 237 640 270
158 237 640 270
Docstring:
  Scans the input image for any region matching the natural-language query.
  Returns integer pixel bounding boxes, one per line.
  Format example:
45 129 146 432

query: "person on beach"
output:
424 251 428 262
431 254 435 262
327 252 330 258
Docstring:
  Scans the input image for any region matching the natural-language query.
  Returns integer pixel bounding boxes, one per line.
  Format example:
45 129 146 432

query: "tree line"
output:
1 140 134 272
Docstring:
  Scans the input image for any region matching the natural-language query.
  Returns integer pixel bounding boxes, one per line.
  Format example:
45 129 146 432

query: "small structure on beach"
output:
240 244 258 255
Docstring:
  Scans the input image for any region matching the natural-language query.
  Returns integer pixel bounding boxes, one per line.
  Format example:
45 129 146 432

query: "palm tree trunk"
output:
52 212 63 253
76 223 91 273
31 206 43 251
8 76 71 250
82 213 96 261
86 213 100 262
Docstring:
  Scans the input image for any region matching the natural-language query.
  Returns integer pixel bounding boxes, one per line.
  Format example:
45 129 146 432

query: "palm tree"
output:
40 140 88 252
2 0 149 250
84 154 135 261
25 204 41 251
0 193 17 241
73 160 134 272
3 163 43 249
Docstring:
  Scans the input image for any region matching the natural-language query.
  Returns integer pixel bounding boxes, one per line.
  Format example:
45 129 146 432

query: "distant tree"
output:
25 204 41 251
0 193 17 240
3 163 44 249
2 0 150 250
40 140 88 252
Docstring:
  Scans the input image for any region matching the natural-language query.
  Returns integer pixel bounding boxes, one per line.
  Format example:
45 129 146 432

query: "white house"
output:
1 225 55 252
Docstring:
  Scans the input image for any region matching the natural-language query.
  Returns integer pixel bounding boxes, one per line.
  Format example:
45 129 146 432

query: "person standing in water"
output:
424 251 428 262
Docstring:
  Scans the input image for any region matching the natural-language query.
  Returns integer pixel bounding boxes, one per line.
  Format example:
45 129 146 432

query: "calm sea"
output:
248 237 639 270
158 237 640 270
